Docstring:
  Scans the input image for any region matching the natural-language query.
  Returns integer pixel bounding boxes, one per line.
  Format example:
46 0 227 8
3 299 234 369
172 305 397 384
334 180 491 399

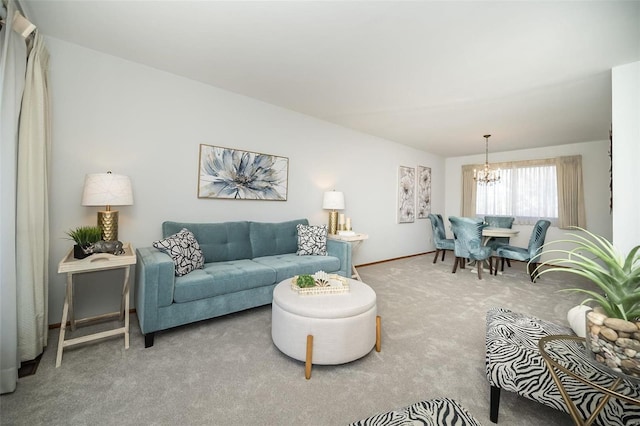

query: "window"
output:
475 160 558 225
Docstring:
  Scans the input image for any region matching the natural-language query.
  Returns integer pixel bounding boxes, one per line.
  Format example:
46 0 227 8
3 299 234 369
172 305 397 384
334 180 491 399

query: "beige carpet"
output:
1 254 594 425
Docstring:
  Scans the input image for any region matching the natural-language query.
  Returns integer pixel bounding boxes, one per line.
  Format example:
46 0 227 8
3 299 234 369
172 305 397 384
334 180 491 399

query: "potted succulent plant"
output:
66 226 103 259
534 227 640 378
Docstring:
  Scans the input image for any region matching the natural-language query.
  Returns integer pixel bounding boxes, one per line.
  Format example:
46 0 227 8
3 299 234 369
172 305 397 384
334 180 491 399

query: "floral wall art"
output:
198 144 289 200
397 166 415 223
417 165 432 219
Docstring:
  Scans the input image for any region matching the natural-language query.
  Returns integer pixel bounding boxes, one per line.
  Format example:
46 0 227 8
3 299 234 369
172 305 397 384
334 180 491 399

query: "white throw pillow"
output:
153 228 205 276
296 224 328 256
567 305 592 338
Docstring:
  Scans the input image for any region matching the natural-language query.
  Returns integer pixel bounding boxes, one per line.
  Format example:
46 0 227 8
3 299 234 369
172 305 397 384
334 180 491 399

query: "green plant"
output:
534 227 640 321
296 274 316 288
65 226 102 247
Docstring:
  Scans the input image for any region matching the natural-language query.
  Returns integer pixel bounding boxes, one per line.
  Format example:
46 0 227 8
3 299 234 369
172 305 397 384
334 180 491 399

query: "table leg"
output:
305 335 313 380
352 265 362 281
122 266 131 349
56 278 72 368
67 273 76 331
376 316 381 352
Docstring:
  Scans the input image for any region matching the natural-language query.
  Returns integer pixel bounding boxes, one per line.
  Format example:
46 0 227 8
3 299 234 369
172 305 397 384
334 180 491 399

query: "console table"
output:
56 243 136 367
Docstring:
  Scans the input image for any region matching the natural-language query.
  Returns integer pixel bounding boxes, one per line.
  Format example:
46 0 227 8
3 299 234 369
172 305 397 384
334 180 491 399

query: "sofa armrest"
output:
327 239 351 278
135 247 176 335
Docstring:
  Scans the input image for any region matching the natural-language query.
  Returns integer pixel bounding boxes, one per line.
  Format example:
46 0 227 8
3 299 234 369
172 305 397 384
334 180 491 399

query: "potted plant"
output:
534 227 640 378
66 226 103 259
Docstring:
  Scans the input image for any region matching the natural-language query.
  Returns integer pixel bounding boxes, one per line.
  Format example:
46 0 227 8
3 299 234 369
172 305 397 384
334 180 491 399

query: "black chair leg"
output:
433 250 440 264
477 261 483 280
490 385 501 423
506 259 511 268
452 257 459 273
441 250 446 261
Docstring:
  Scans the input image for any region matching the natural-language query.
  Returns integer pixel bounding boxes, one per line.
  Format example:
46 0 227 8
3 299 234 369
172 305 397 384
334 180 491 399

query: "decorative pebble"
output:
599 327 619 342
616 338 640 352
587 311 607 326
604 318 639 333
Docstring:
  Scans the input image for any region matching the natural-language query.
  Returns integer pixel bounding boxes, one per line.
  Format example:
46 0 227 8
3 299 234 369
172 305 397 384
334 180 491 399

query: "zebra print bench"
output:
349 398 482 426
486 307 640 425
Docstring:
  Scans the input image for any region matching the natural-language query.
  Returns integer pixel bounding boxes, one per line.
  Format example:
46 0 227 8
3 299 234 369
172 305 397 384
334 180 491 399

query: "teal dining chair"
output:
428 214 455 263
495 219 551 282
449 216 493 279
483 216 515 250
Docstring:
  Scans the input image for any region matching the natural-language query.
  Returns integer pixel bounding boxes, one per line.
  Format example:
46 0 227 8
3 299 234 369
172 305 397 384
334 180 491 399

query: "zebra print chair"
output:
486 307 640 425
350 398 482 426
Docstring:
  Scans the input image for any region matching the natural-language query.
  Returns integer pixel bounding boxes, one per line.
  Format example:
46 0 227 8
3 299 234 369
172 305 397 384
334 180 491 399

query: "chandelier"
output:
473 134 501 185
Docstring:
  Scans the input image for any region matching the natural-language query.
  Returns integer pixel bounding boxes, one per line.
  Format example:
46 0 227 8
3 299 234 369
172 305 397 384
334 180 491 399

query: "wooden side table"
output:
327 233 368 281
56 243 136 367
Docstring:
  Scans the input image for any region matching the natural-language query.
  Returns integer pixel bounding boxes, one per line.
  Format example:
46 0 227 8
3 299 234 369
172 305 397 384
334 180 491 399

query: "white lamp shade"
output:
322 191 345 210
82 173 133 207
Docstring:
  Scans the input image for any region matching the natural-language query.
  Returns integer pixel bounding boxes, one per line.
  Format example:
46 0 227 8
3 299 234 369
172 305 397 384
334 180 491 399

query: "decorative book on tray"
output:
291 271 349 295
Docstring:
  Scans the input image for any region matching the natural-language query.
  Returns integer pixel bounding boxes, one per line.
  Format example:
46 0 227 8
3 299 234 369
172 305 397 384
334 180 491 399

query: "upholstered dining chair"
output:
484 215 516 269
495 219 551 282
483 216 515 250
428 214 455 264
449 216 493 279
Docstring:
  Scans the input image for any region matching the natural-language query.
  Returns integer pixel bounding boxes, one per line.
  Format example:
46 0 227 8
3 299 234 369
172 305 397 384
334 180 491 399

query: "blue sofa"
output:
135 218 351 347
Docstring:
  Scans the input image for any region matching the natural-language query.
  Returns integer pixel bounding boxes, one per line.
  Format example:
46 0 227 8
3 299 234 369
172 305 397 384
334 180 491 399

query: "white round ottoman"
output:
271 277 380 379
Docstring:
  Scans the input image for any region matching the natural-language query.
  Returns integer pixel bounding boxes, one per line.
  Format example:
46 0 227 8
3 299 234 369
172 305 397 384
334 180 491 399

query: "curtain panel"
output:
556 155 586 229
461 165 477 217
16 33 50 362
0 2 28 395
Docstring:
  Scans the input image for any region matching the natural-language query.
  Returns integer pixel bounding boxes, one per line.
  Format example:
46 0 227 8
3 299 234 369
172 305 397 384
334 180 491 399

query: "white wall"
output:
444 140 613 261
612 61 640 254
46 37 445 324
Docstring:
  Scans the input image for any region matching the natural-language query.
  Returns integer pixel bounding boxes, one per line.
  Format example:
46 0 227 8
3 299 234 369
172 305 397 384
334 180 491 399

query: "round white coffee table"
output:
271 277 381 379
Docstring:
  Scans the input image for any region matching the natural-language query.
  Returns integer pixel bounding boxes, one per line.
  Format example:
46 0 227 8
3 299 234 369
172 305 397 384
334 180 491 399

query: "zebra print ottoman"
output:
349 398 482 426
486 307 640 425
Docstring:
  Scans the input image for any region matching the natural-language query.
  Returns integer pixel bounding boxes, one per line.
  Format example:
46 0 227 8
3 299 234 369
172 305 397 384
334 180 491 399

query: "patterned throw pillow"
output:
296 224 328 256
153 228 205 276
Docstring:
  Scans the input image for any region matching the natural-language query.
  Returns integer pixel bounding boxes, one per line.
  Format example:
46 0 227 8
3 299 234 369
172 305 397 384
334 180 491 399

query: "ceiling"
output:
23 1 640 157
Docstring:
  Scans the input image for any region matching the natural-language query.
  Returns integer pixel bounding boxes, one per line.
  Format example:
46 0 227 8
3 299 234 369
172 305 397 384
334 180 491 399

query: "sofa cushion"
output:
253 253 340 282
173 259 277 303
296 224 328 255
163 221 252 263
250 219 307 258
152 228 205 276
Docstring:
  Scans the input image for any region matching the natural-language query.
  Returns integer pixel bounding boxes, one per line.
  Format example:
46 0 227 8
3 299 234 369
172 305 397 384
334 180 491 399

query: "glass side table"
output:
539 335 640 426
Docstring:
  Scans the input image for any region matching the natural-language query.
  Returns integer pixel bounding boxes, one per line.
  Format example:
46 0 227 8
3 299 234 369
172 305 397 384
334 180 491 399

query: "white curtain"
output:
0 2 28 394
16 32 50 362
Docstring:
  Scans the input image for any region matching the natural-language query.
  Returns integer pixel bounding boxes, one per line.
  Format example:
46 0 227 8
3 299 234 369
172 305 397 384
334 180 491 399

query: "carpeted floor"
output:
1 254 593 425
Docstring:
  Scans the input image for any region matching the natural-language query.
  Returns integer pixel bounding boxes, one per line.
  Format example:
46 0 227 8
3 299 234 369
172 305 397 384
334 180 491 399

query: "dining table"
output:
475 227 520 275
482 227 520 246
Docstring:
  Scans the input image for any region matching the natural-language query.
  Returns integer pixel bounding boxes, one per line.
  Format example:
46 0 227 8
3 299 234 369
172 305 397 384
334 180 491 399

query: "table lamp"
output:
322 191 344 235
82 172 133 241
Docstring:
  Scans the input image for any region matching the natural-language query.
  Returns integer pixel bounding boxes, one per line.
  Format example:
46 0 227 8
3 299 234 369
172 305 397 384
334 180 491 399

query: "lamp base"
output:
97 210 119 241
328 211 338 235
